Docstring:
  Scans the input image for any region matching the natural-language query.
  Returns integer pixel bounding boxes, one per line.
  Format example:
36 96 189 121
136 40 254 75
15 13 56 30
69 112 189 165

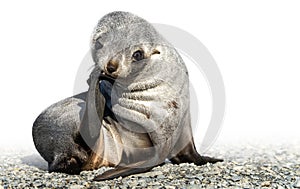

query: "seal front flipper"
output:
93 163 154 181
93 143 170 181
79 66 106 147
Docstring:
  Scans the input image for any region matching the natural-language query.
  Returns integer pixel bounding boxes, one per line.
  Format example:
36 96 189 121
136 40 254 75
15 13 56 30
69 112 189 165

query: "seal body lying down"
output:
32 11 222 181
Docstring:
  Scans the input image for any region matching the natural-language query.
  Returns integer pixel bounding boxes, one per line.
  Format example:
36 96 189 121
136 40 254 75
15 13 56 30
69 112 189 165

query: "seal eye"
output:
95 40 103 50
132 50 144 62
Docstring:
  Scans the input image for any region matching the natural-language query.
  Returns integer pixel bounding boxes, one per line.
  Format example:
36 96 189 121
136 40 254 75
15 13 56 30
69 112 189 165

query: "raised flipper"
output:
79 66 106 148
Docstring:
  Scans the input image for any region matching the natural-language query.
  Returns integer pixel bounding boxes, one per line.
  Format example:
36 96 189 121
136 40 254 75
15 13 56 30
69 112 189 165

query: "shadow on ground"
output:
21 153 48 170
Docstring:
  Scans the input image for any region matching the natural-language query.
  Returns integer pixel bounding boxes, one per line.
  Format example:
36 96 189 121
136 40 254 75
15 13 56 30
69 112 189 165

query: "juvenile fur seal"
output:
32 11 222 181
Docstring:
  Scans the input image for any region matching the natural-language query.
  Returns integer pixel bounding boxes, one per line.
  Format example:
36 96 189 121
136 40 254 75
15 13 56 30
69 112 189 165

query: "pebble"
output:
261 181 271 187
70 185 84 189
294 177 300 188
231 175 242 182
0 141 299 188
134 171 163 178
165 186 176 189
277 185 285 189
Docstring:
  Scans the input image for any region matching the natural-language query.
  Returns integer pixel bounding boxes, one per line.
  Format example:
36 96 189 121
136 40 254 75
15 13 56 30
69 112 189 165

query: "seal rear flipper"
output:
93 164 154 181
79 66 106 147
48 154 83 175
170 141 223 165
198 155 223 165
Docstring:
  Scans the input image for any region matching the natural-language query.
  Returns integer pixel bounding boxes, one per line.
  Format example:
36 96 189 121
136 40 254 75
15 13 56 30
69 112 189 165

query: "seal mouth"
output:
99 71 116 84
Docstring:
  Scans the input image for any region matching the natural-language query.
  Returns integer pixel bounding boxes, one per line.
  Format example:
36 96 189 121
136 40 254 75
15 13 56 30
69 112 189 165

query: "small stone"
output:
231 175 242 182
196 176 204 180
277 185 285 189
45 181 52 187
242 184 251 189
33 180 42 187
261 181 271 187
189 179 200 185
130 180 138 186
187 185 202 189
233 166 244 171
157 175 165 179
165 186 176 189
70 185 83 189
294 177 300 188
185 174 196 179
135 171 163 178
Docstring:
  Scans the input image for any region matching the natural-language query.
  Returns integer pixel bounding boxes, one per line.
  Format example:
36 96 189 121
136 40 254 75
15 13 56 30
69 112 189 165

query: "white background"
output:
0 1 299 149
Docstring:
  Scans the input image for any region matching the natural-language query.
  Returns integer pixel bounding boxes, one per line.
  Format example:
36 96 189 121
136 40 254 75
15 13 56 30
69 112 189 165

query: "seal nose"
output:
106 61 118 74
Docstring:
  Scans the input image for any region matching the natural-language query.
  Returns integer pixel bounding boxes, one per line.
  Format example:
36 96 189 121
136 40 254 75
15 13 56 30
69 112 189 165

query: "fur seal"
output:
32 11 222 181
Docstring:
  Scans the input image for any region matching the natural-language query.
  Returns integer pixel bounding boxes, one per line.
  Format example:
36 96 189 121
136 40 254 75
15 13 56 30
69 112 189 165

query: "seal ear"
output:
79 66 106 147
151 49 160 55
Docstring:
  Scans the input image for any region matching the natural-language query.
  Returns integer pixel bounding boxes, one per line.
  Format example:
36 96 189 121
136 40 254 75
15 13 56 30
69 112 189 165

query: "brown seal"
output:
32 11 222 181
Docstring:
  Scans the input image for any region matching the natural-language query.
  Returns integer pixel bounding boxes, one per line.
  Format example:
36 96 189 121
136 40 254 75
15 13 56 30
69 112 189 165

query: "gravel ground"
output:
0 140 299 189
